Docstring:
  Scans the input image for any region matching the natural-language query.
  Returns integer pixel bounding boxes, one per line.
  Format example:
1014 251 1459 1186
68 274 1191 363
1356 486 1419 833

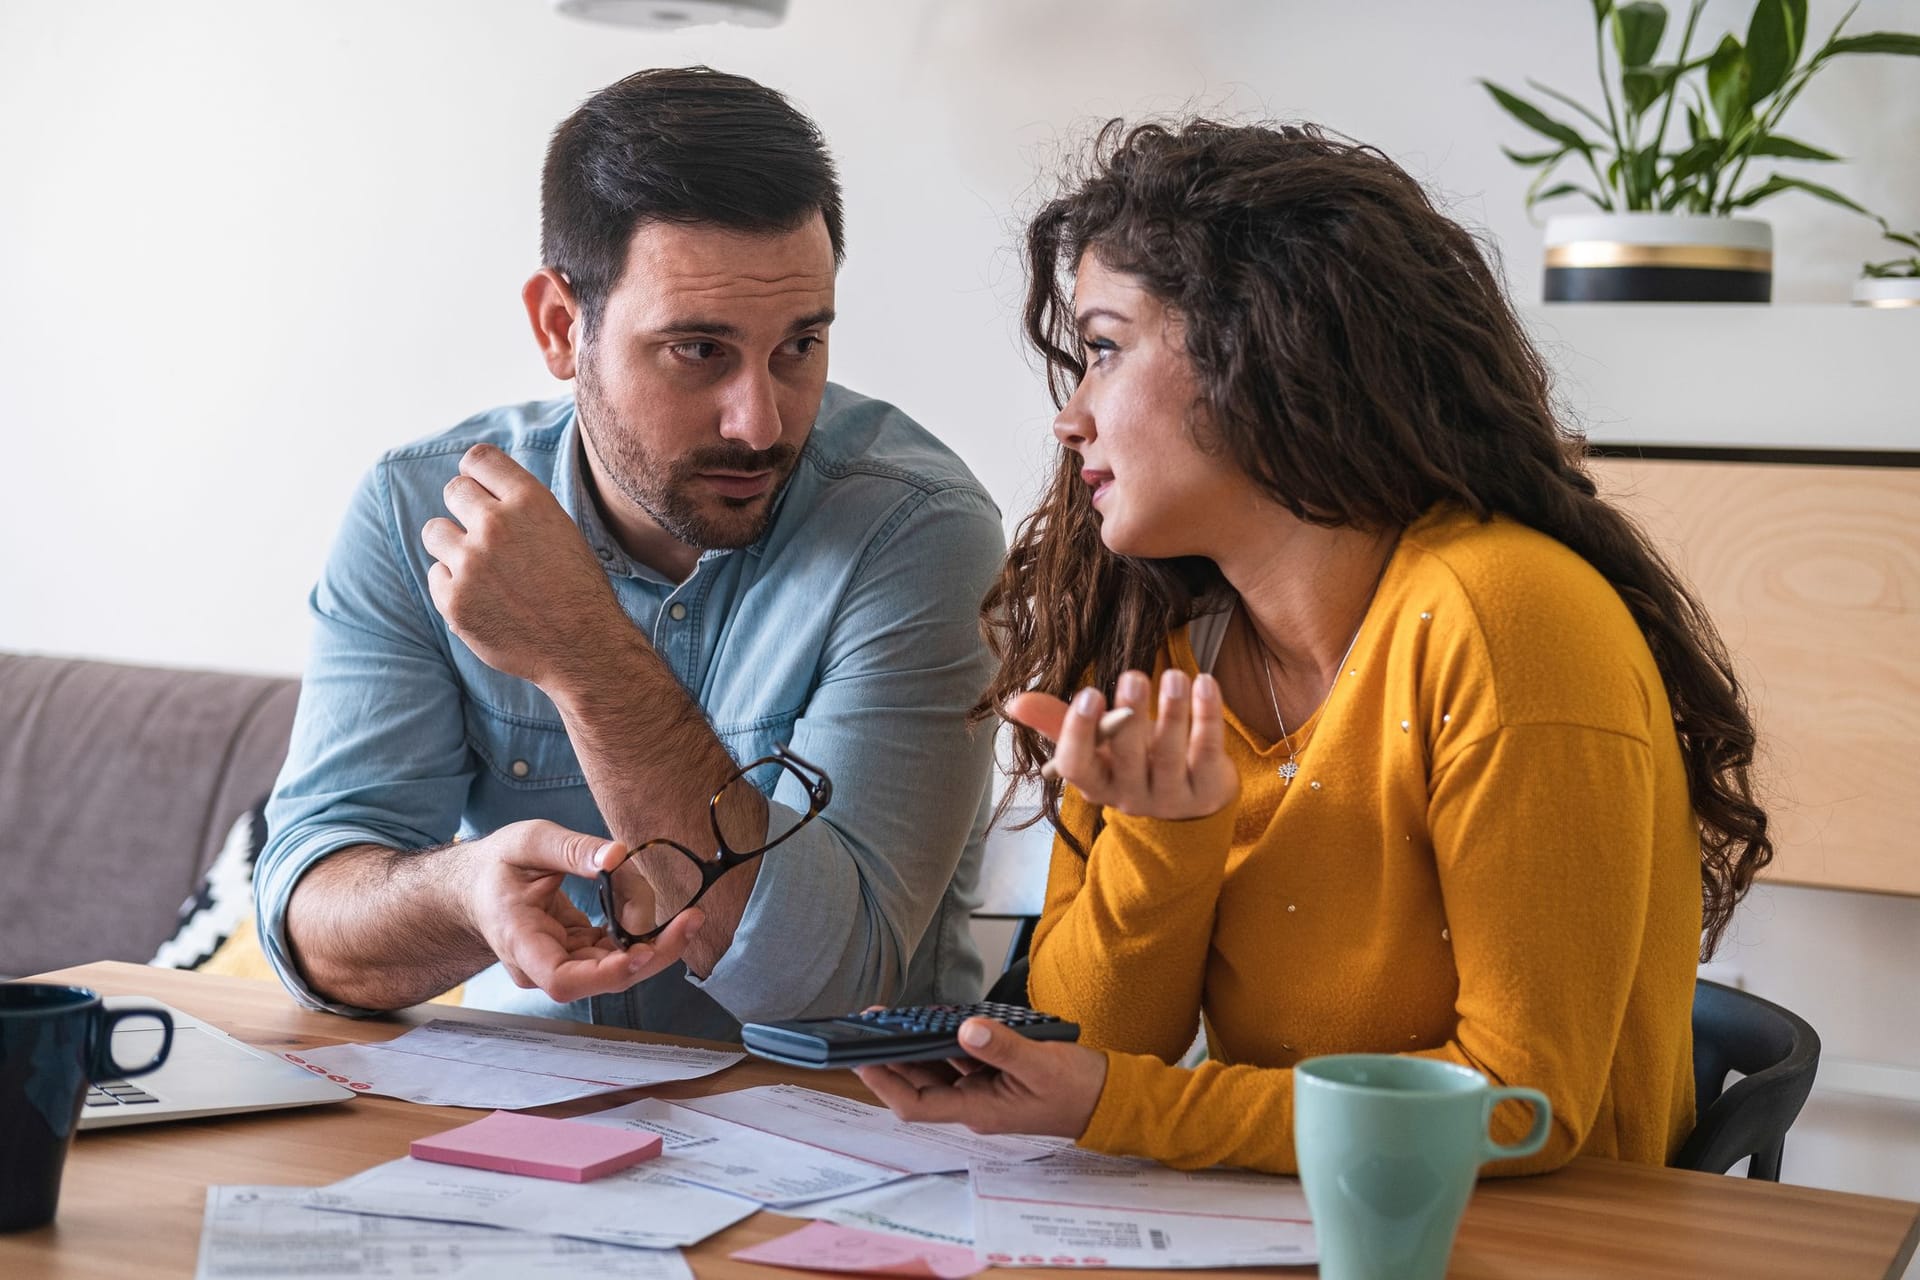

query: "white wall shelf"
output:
1523 305 1918 453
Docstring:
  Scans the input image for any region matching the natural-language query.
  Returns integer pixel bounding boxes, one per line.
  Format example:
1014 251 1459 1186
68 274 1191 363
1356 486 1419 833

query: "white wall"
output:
4 0 1917 1223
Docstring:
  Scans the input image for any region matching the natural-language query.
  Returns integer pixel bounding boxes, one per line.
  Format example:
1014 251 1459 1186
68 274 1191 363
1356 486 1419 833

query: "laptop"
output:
78 997 356 1131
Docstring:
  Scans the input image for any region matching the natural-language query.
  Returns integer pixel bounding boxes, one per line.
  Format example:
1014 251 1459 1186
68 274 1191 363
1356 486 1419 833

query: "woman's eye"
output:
1083 338 1118 366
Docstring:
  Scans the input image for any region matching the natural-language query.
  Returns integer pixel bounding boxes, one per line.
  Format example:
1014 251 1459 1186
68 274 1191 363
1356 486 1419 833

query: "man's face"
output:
573 216 835 558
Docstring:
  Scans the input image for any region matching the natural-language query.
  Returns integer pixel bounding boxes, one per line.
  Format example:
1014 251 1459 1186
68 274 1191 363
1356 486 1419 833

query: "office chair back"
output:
1673 980 1820 1181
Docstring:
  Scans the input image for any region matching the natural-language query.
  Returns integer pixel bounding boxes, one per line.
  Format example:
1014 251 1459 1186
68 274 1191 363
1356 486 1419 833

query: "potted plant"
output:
1855 221 1920 308
1483 0 1920 302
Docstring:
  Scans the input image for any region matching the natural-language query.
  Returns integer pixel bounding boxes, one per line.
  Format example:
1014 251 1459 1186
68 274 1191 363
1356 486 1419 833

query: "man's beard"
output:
575 357 800 552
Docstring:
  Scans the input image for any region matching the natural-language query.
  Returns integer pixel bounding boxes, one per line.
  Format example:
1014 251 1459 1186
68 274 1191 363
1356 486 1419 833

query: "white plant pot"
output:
1544 213 1773 304
1852 276 1920 308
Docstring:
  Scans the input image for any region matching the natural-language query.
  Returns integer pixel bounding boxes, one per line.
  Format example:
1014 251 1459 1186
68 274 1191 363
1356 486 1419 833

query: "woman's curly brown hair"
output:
980 118 1770 959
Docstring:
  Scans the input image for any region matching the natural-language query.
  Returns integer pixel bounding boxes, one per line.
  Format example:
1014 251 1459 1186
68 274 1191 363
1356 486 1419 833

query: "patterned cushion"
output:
151 802 266 970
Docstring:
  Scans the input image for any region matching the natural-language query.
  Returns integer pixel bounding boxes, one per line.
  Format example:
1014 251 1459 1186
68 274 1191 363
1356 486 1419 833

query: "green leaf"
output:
1502 145 1567 167
1746 0 1798 100
1525 78 1614 134
1479 80 1594 152
1628 146 1660 203
1728 172 1872 215
1823 33 1920 57
1622 62 1689 115
1667 138 1722 181
1529 182 1604 208
1591 0 1616 22
1745 134 1840 161
1781 0 1808 55
1686 102 1708 144
1612 1 1669 68
1707 35 1753 133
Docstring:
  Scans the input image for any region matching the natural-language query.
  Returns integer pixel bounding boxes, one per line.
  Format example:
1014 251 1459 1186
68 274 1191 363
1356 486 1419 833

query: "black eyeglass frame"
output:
595 744 832 947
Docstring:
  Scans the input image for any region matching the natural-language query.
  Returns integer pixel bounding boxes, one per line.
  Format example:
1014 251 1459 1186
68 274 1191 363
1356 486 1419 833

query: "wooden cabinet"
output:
1590 456 1920 897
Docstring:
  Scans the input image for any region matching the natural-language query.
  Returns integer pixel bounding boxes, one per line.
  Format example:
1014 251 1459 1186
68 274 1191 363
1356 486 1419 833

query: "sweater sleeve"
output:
1026 787 1238 1064
1423 720 1659 1173
1072 721 1660 1176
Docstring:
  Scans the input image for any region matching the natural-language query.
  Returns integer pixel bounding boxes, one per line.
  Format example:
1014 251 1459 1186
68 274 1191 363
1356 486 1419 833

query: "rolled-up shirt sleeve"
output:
690 484 1004 1023
256 460 472 1016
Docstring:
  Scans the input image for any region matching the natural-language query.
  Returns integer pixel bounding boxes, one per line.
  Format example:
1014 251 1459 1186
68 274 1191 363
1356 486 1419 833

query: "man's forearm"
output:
284 842 493 1010
545 629 763 975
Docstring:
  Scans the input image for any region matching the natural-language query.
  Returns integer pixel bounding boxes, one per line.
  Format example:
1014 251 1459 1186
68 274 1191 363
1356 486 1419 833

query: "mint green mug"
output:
1294 1055 1551 1280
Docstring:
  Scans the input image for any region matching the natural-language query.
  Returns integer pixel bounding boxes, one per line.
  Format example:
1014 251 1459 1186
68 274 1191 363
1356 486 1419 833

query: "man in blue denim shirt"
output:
255 67 1003 1041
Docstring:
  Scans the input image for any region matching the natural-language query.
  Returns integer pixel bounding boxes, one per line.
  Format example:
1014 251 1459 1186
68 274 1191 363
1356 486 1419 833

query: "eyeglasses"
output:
595 745 832 947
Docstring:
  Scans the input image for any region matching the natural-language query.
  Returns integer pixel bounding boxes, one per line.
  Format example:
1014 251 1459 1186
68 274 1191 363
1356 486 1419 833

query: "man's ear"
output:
523 267 583 380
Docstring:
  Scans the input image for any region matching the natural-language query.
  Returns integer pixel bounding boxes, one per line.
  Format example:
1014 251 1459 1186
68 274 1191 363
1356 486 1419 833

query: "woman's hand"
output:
854 1017 1109 1139
1006 669 1239 821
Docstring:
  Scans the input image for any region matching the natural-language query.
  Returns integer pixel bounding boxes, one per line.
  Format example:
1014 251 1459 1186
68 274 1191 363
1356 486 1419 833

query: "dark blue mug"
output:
0 984 172 1232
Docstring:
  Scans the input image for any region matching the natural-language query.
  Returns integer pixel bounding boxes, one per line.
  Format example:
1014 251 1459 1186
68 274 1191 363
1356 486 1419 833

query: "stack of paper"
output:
196 1069 1319 1275
282 1020 743 1108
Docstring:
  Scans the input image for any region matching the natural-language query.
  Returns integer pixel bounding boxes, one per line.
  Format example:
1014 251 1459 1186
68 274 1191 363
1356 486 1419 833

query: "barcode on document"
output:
1149 1229 1169 1250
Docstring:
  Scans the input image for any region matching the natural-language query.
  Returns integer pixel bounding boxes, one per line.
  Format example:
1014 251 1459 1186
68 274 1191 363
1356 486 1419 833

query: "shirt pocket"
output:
463 698 584 790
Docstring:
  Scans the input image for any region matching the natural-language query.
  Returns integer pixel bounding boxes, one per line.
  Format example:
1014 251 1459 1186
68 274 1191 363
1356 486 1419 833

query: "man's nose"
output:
719 369 783 452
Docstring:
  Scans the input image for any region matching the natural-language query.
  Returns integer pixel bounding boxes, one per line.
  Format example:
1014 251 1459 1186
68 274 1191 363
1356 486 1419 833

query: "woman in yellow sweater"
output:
854 119 1773 1176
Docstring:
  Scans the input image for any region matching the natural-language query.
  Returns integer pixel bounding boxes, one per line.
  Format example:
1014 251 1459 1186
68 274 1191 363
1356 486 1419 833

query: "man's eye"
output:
781 335 823 358
671 341 722 361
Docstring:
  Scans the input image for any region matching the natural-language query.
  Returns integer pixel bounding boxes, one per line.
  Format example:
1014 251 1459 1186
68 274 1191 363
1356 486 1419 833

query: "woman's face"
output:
1053 252 1256 559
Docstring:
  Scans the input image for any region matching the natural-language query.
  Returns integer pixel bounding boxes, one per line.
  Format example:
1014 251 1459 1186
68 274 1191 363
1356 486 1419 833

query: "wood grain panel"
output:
1 965 1916 1280
1591 458 1920 897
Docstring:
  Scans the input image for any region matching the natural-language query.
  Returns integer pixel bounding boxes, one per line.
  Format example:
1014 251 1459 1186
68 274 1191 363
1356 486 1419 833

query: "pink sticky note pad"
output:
732 1221 984 1279
410 1111 662 1183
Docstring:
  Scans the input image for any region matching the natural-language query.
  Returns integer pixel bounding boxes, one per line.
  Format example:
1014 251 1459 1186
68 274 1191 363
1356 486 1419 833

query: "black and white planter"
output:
1543 213 1773 303
1852 276 1920 308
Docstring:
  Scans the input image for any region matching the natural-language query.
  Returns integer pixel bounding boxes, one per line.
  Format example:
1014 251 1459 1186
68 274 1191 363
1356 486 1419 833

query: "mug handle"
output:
1482 1086 1553 1161
90 1007 174 1081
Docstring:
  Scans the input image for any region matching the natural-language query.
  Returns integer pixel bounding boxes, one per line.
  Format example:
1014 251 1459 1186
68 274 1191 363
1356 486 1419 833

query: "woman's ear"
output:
522 268 583 380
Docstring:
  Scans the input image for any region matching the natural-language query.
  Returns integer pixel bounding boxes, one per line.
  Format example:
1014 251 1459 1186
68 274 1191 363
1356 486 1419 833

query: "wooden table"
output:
4 963 1916 1279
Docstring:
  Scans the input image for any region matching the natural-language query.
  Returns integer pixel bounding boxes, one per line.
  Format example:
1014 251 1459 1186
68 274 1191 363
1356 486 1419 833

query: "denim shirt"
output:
257 385 1003 1040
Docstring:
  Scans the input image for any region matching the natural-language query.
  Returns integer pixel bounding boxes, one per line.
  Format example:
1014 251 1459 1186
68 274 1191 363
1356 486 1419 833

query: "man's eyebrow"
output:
652 309 837 340
654 318 744 340
1074 306 1131 329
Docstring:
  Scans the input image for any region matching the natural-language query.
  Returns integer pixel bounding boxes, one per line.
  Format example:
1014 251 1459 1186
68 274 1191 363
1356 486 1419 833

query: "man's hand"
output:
854 1017 1110 1139
422 443 631 688
462 819 702 1003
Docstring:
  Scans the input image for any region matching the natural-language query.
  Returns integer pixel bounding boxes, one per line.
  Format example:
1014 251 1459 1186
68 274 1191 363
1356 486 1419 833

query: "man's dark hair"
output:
541 65 845 335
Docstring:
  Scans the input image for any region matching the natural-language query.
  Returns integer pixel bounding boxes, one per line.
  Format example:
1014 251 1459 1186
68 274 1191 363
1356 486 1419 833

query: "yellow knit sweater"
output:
1028 506 1700 1175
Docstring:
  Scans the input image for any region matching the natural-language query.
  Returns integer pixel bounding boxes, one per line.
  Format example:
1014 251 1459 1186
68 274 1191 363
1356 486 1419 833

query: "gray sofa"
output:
0 652 298 979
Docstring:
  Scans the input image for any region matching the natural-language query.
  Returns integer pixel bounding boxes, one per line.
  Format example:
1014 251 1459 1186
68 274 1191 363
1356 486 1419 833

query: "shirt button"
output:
510 760 530 778
668 602 688 621
595 547 613 561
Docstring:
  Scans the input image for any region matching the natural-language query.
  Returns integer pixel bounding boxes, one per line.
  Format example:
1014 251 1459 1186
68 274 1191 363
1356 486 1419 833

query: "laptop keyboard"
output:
84 1079 160 1108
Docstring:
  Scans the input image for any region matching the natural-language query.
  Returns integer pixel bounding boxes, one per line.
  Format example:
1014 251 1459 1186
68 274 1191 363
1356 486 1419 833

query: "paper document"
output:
305 1153 757 1250
285 1019 742 1108
970 1150 1317 1269
787 1172 975 1248
198 1186 692 1279
581 1097 906 1207
732 1220 984 1278
679 1084 1057 1174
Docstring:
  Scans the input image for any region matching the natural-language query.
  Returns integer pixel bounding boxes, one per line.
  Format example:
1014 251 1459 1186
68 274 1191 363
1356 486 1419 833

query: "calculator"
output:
740 1001 1080 1068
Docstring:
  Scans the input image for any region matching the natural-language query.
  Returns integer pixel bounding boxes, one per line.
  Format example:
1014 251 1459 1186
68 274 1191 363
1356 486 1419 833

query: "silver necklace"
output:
1254 618 1364 784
